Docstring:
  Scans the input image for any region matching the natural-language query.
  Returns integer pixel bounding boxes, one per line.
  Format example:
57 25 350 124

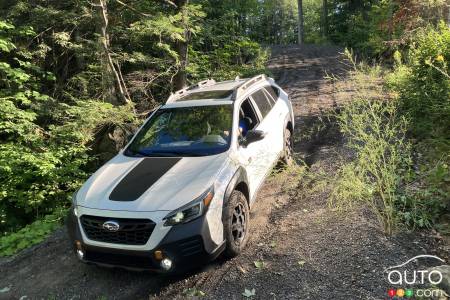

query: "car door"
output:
235 97 268 201
262 86 287 157
238 89 280 200
250 88 283 163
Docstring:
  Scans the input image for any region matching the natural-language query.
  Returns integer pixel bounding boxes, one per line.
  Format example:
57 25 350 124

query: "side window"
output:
263 88 276 106
264 86 280 101
239 98 260 136
251 89 272 118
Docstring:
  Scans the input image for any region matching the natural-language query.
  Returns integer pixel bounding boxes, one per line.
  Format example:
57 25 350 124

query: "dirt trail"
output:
0 45 442 300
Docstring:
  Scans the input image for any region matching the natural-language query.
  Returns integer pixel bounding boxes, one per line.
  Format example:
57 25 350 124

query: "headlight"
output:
163 187 214 226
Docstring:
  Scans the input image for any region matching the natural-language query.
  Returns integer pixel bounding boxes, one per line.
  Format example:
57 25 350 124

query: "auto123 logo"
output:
384 255 448 298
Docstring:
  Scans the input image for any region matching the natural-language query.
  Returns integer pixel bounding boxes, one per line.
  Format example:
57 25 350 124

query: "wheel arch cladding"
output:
234 182 249 203
286 119 293 133
224 167 249 205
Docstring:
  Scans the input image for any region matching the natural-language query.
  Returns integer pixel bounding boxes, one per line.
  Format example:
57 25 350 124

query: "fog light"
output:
75 240 84 259
154 250 163 260
76 249 85 260
160 258 172 271
75 240 82 250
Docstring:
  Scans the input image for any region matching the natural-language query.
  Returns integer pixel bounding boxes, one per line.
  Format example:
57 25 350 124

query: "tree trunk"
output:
447 1 450 27
297 0 304 44
97 0 131 105
322 0 328 37
173 0 189 91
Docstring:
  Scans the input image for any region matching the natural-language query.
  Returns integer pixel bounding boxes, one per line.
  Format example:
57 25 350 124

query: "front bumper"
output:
66 209 224 272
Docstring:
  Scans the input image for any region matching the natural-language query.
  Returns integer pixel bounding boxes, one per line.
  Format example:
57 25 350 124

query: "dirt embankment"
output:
0 45 445 300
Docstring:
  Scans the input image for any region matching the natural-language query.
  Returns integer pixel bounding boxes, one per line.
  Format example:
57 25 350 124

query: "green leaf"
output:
254 260 265 269
183 287 205 297
242 288 256 298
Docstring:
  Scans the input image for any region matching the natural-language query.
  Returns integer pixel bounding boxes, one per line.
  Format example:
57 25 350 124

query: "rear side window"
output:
264 86 280 101
251 89 272 118
263 89 276 106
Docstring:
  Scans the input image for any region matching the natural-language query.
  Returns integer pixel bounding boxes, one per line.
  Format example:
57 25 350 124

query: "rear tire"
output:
281 128 294 166
223 190 250 258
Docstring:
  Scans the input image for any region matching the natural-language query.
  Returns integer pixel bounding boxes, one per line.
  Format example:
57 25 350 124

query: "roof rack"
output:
166 74 268 103
232 74 267 101
167 79 216 103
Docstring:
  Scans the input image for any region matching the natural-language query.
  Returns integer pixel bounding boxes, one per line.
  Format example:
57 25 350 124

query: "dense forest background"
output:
0 0 449 255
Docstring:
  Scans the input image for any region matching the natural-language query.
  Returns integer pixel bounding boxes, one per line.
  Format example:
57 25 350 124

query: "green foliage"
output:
183 287 206 297
254 260 265 269
303 0 327 44
331 96 411 234
0 20 71 233
0 208 66 256
386 24 450 229
189 38 269 81
332 25 449 232
387 23 450 139
0 19 137 252
328 0 393 56
327 0 449 58
52 100 137 145
242 288 256 298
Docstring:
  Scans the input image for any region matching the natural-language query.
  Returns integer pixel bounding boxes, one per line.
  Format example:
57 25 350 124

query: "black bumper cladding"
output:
66 209 224 272
82 235 205 271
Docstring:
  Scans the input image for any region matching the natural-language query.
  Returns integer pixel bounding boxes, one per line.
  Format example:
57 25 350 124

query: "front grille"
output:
80 215 155 245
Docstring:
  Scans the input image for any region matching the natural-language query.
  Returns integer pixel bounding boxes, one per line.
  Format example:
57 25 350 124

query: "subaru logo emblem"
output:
102 220 120 232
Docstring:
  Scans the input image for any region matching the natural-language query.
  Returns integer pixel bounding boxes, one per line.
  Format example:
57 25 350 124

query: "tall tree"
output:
96 0 131 105
297 0 304 44
174 0 189 90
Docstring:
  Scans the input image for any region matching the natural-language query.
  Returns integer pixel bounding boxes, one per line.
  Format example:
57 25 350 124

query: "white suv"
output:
67 74 294 272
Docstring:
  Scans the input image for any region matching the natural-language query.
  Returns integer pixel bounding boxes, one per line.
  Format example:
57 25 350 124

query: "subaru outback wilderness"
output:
67 74 294 272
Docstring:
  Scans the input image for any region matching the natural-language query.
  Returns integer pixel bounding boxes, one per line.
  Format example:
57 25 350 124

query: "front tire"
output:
223 190 250 258
281 128 294 166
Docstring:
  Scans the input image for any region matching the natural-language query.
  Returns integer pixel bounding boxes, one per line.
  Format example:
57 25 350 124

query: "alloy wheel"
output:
284 130 293 162
231 203 247 245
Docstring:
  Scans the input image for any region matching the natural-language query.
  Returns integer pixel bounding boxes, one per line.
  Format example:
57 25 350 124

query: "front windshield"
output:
125 105 233 157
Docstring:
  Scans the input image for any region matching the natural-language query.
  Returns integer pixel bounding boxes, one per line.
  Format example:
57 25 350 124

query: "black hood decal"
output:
109 157 182 201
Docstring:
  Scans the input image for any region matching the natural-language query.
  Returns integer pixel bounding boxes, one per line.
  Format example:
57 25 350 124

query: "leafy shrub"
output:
0 208 67 256
0 21 137 242
332 24 449 233
331 97 411 234
386 24 450 229
189 37 269 82
387 23 450 139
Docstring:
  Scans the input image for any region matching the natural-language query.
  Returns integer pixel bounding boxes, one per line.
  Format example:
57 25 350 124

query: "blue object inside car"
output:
239 119 248 136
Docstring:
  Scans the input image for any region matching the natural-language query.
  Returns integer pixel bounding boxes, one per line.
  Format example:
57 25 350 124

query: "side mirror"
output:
240 130 266 147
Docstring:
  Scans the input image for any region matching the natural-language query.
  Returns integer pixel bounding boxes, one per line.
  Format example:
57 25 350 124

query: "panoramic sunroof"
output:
178 90 234 101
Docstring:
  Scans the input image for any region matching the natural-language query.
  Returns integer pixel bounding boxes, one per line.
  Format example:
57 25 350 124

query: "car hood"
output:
76 152 229 212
